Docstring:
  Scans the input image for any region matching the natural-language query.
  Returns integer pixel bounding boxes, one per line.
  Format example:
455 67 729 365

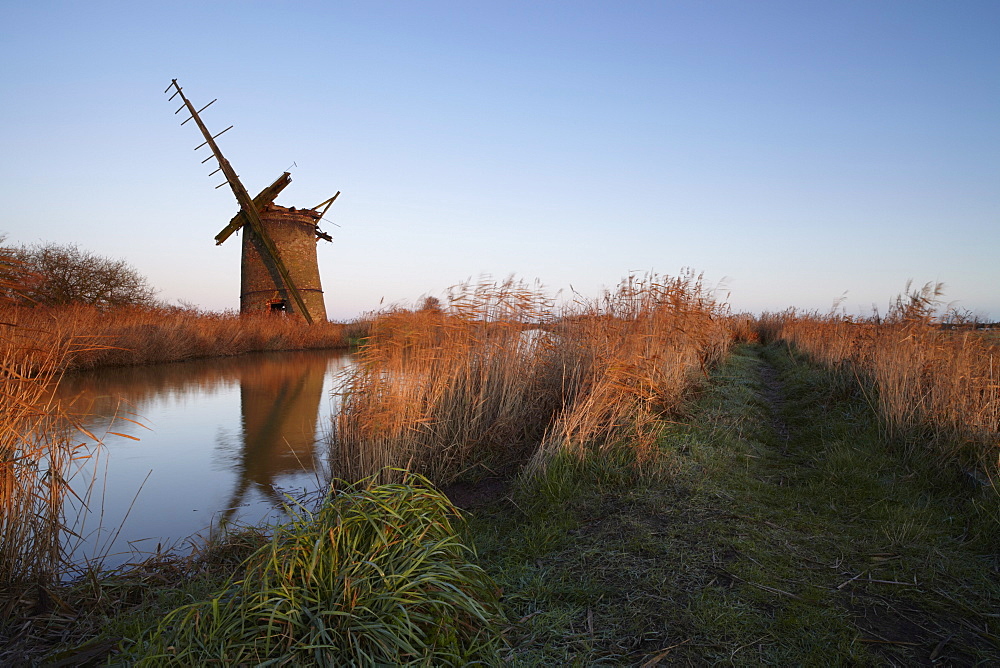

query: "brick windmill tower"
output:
166 80 338 323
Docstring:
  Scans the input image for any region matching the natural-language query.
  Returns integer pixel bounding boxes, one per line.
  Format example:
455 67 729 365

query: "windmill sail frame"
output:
165 79 335 324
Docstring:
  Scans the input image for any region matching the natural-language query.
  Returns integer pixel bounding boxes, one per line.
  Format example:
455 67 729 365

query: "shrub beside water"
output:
133 474 502 666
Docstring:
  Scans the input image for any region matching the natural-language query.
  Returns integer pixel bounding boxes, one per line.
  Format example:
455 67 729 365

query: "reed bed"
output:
529 271 731 471
0 303 352 373
0 253 105 588
2 249 63 588
334 277 560 484
334 272 733 484
763 283 1000 476
0 323 80 587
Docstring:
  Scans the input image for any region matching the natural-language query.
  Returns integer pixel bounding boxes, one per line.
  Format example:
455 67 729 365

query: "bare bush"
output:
7 242 157 308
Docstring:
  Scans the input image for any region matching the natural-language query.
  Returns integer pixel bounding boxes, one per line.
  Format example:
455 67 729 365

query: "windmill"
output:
165 79 338 324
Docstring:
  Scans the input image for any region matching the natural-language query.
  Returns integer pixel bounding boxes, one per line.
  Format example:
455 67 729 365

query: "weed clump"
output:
132 473 502 666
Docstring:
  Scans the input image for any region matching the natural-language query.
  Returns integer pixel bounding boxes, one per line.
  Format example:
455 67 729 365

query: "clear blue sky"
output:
2 1 997 320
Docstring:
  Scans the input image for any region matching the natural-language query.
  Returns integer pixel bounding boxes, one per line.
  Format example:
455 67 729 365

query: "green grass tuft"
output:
131 473 503 666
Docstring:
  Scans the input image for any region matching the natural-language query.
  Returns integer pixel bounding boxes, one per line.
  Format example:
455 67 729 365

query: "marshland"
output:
2 253 998 664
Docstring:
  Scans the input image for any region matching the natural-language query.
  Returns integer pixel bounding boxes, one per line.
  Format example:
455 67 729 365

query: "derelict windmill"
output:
165 79 338 324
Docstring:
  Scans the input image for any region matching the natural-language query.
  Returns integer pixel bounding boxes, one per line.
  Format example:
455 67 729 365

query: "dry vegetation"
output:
0 250 87 589
333 271 733 485
0 319 88 588
529 272 730 472
2 303 352 374
760 281 1000 479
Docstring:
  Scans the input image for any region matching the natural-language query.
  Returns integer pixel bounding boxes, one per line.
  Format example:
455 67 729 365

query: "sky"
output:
1 1 997 321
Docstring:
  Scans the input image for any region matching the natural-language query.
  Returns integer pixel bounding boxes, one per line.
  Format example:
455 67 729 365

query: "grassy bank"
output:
8 341 996 665
5 271 1000 664
2 475 503 666
465 342 999 664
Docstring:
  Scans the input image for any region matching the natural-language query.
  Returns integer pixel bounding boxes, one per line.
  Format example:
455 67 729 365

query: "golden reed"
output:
333 272 734 484
762 282 999 477
0 304 350 373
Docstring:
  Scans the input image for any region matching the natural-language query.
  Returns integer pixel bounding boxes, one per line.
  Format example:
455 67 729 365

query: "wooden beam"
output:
215 172 292 245
312 191 340 219
170 81 315 323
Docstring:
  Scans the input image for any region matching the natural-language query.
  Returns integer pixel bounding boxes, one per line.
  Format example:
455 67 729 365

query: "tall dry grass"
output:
333 278 559 484
0 326 84 587
0 303 351 373
0 251 102 587
529 271 731 472
765 282 1000 476
333 272 733 484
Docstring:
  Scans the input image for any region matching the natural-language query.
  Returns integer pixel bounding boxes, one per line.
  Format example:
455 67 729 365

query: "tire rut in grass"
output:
470 344 1000 665
740 343 999 666
757 354 791 453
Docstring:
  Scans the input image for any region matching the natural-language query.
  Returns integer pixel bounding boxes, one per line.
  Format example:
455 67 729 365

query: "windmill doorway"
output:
268 299 288 313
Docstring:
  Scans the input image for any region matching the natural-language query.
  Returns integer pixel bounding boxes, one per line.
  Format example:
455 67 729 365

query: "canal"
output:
54 348 354 570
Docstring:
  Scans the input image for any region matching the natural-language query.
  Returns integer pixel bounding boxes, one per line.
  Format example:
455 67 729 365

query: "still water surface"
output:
55 349 353 570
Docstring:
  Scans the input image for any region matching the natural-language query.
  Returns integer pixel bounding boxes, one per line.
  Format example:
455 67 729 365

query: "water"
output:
54 349 354 570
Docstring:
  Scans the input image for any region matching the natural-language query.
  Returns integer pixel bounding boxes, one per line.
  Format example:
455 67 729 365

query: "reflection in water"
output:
55 349 353 569
223 353 327 523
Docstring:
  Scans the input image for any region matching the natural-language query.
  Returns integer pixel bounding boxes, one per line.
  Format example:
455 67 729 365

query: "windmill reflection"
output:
217 351 335 526
55 349 352 539
47 349 356 569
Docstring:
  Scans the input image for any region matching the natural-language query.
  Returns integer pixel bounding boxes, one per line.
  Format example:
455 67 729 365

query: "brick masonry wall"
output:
240 204 328 322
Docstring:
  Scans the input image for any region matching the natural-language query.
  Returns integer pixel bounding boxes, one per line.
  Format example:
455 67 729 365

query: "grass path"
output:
469 343 1000 665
